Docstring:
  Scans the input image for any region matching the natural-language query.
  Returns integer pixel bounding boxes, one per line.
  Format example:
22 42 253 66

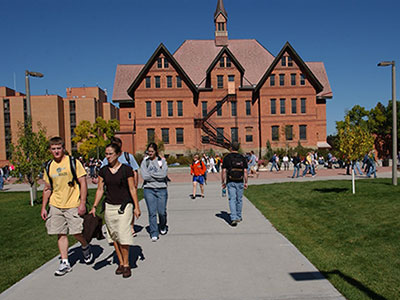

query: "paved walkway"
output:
1 167 397 300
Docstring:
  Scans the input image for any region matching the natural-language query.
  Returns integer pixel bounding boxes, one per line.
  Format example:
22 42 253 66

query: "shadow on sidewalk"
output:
92 245 144 270
68 244 104 267
215 211 231 225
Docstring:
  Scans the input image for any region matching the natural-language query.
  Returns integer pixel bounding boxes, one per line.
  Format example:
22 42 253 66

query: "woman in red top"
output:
190 154 206 199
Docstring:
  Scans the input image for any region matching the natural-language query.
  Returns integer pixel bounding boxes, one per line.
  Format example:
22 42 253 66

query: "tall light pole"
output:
24 70 44 206
378 61 397 186
25 70 44 119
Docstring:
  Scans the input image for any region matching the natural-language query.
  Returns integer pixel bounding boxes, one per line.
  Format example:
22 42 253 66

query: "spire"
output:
214 0 228 20
214 0 228 47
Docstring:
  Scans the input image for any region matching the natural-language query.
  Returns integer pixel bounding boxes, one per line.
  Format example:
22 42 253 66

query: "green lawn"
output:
245 178 400 300
0 188 143 293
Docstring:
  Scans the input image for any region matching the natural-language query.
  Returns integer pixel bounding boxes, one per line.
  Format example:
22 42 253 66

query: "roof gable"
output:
206 47 245 75
127 43 198 101
255 42 324 95
214 0 228 20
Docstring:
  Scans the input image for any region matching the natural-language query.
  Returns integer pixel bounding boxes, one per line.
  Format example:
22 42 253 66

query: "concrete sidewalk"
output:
1 180 345 300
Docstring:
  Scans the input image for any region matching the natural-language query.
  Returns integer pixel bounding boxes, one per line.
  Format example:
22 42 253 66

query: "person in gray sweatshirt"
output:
140 143 169 241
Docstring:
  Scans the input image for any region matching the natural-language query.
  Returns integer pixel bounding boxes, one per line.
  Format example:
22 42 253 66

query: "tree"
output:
10 118 50 205
338 116 374 194
72 117 120 159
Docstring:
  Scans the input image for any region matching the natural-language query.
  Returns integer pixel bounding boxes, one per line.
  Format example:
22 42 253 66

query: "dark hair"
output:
49 136 65 148
146 142 158 156
106 143 122 155
110 137 122 147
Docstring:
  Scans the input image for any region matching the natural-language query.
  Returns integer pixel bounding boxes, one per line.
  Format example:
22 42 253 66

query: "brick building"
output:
112 0 332 156
0 86 119 165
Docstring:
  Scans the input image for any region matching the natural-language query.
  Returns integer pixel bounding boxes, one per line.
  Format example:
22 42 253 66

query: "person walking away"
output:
215 155 222 172
89 143 140 278
41 136 92 276
140 143 169 241
352 159 363 175
221 142 248 226
291 153 301 178
248 151 258 177
302 152 315 177
367 150 377 178
270 154 279 172
190 154 207 199
209 156 217 173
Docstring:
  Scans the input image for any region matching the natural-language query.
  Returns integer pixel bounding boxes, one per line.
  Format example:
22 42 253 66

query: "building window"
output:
281 57 286 67
231 101 237 116
145 76 151 88
23 98 28 123
219 57 224 67
177 101 183 116
285 125 293 141
155 76 160 88
288 56 293 67
202 101 207 118
167 76 172 88
279 74 285 86
161 128 169 144
176 128 184 144
291 98 297 114
218 22 225 31
176 76 182 88
299 125 307 140
291 74 296 86
167 101 173 116
231 127 238 142
226 57 231 67
3 99 11 159
216 127 224 144
300 74 306 85
272 126 279 141
245 127 253 143
156 101 161 117
246 100 251 116
216 101 222 116
270 74 275 86
217 75 224 88
301 98 306 113
147 128 155 143
164 58 169 68
69 100 76 113
270 99 276 114
128 112 132 119
280 98 286 114
228 75 235 82
146 101 152 117
157 58 162 68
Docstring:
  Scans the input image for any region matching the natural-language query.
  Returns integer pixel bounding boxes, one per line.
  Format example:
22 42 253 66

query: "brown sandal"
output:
115 265 124 275
122 266 131 278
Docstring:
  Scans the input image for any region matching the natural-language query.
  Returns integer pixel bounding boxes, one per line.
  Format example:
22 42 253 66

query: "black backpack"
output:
228 154 245 181
45 156 80 190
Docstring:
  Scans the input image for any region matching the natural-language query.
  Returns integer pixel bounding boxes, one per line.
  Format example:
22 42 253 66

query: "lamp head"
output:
378 61 394 67
26 70 44 77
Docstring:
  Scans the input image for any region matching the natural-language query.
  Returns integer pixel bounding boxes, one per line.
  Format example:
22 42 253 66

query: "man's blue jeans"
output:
352 161 363 175
270 161 279 172
227 182 244 221
292 165 300 178
0 175 3 190
144 188 168 238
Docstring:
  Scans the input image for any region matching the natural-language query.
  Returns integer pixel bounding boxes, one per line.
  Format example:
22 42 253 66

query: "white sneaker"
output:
160 228 167 235
54 261 72 276
151 236 158 242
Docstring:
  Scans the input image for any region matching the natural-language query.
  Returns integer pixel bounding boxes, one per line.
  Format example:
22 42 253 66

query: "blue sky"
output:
1 0 399 135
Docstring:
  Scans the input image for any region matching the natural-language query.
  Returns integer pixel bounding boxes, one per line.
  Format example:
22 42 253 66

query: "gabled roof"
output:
206 46 245 75
214 0 228 20
174 39 275 88
255 42 324 95
127 43 198 101
112 64 144 102
306 62 333 98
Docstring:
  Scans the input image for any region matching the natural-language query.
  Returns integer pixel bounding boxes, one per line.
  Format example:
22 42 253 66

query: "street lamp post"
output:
24 70 44 206
378 61 397 186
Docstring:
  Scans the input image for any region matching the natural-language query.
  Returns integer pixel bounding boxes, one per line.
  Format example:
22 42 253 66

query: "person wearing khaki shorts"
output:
41 137 92 276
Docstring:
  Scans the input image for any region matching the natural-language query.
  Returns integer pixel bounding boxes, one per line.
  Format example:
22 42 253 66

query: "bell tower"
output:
214 0 228 46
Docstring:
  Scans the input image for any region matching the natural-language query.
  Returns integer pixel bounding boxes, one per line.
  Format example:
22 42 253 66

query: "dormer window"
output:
157 58 162 68
226 56 231 67
281 57 286 67
164 58 169 68
220 57 225 67
287 56 293 67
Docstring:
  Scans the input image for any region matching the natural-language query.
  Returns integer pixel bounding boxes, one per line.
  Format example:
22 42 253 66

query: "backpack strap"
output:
45 159 53 190
69 156 80 187
124 152 131 166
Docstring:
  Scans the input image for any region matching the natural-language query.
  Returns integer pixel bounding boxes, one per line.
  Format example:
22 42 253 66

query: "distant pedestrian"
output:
291 153 301 178
190 154 207 199
248 151 258 177
221 141 248 226
41 136 92 276
0 167 4 190
140 143 169 241
270 154 279 172
282 155 289 171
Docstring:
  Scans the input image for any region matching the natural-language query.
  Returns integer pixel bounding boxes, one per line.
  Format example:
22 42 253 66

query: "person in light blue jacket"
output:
140 143 169 241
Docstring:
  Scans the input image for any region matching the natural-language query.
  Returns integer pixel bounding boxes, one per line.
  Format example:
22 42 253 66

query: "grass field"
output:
245 178 400 300
0 188 143 293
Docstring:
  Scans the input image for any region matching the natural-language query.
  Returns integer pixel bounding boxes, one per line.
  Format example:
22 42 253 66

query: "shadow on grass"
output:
313 188 348 193
321 270 387 300
215 211 231 225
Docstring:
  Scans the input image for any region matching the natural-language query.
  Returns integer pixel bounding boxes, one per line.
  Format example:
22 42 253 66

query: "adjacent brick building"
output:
112 0 333 156
0 86 118 165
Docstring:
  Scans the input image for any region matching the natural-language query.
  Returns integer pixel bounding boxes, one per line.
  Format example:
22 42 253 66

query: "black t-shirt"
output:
222 152 248 183
99 164 134 205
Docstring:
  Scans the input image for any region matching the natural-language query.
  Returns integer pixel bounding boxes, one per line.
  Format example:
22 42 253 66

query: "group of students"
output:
42 137 168 278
